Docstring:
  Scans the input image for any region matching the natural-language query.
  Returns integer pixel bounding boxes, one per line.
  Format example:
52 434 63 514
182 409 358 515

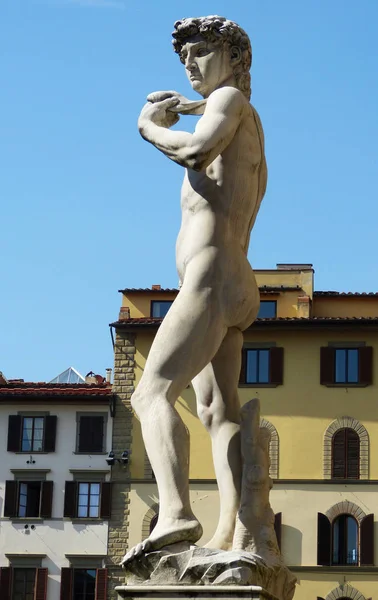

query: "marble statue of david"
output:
122 16 267 565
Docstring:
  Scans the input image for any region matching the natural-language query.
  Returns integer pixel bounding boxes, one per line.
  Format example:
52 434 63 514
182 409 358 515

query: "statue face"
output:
179 35 234 98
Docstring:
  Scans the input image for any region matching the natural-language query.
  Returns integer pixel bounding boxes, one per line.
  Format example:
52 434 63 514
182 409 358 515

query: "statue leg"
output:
192 327 243 551
121 286 228 565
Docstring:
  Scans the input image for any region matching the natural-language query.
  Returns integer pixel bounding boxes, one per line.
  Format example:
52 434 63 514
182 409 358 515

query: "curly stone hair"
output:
172 15 252 100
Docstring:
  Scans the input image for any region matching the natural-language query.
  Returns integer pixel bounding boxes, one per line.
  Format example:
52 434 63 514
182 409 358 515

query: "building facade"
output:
0 376 114 600
108 264 377 600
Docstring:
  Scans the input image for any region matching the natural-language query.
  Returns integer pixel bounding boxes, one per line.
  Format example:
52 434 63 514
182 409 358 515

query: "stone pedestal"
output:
116 585 279 600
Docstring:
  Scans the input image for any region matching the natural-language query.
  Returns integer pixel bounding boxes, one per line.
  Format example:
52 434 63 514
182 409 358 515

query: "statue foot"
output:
204 534 233 551
120 517 203 566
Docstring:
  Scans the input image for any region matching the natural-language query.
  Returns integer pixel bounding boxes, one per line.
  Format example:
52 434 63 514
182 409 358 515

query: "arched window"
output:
332 428 360 479
332 514 358 565
149 513 158 534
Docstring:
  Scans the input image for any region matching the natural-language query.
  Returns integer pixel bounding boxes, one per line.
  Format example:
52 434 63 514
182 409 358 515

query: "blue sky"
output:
1 0 377 381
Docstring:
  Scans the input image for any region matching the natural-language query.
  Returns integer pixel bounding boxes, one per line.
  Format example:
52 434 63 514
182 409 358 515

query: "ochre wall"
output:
130 328 378 481
313 296 378 317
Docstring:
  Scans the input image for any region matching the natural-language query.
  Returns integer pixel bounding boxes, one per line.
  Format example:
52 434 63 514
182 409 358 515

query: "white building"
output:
0 370 114 600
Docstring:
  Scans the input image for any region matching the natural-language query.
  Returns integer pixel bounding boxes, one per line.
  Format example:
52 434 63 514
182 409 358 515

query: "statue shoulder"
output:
206 86 247 114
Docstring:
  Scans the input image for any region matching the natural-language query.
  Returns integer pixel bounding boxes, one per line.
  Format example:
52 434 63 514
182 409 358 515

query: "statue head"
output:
172 16 252 100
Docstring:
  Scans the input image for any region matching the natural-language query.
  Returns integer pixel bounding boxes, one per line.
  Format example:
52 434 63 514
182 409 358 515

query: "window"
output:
0 567 47 600
60 568 107 600
239 347 284 386
332 515 358 565
4 480 53 519
151 301 173 318
320 346 373 386
257 301 277 319
77 483 100 518
73 569 96 600
332 428 360 479
63 481 111 519
335 349 358 383
76 414 106 453
7 415 57 453
317 510 374 566
12 568 36 600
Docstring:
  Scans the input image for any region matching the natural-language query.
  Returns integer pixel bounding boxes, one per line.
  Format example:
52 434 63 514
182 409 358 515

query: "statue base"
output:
118 544 295 600
116 584 278 600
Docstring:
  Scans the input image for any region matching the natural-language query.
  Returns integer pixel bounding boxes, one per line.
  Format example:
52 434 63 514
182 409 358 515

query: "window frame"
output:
150 300 174 318
334 348 359 384
77 482 101 519
257 300 277 319
239 344 284 388
246 348 270 384
332 514 359 566
12 567 36 600
75 413 108 455
20 416 45 453
331 428 360 480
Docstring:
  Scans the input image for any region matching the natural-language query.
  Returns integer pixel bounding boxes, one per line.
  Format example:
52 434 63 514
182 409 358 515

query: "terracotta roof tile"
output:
314 291 378 297
119 285 303 294
110 316 378 328
0 382 112 397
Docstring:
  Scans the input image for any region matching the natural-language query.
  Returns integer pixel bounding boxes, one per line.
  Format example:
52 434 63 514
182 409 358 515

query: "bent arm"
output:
139 88 245 172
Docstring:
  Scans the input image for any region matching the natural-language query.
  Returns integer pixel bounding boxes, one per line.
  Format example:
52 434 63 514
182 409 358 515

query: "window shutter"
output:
360 513 374 565
346 429 360 479
4 481 18 518
239 349 247 384
359 346 373 385
60 568 73 600
44 416 57 452
320 347 335 385
274 512 282 550
63 481 77 518
34 568 48 600
317 512 331 565
40 481 54 519
7 415 22 452
317 597 325 600
269 347 284 385
332 430 346 479
100 482 112 519
79 416 104 453
0 567 12 600
95 568 108 600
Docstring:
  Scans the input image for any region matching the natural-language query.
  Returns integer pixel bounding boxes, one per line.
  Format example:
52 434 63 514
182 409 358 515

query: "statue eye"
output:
180 54 186 64
196 48 208 57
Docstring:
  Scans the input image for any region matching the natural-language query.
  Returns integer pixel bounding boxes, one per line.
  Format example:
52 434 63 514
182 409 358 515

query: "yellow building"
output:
108 264 377 600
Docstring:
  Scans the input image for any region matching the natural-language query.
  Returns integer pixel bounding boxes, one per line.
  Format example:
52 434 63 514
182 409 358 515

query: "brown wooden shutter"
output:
95 569 108 600
40 481 54 519
63 481 77 518
317 597 325 600
359 346 373 385
332 430 346 479
44 416 57 452
320 347 335 385
60 568 73 600
7 415 22 452
270 347 284 385
4 481 18 517
274 512 282 550
346 429 360 479
34 568 48 600
79 416 104 452
360 513 374 565
317 512 331 565
0 567 12 600
239 348 247 384
99 482 112 519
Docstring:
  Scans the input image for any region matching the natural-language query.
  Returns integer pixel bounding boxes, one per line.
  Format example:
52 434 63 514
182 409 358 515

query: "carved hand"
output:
138 97 180 130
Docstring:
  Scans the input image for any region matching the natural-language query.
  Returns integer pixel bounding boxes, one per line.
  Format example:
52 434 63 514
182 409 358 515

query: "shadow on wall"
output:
282 525 302 566
44 558 61 600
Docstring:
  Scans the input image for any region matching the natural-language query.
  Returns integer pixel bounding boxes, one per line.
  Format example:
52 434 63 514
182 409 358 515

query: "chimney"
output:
119 306 130 320
277 264 313 271
152 284 161 290
106 368 112 384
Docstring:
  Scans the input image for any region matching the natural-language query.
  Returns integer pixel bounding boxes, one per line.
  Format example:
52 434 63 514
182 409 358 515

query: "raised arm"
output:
138 87 245 172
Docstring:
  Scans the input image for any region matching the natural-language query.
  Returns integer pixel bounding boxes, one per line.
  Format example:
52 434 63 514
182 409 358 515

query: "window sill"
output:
13 451 51 455
10 518 45 523
69 518 105 523
73 452 107 455
239 383 280 388
322 383 370 388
